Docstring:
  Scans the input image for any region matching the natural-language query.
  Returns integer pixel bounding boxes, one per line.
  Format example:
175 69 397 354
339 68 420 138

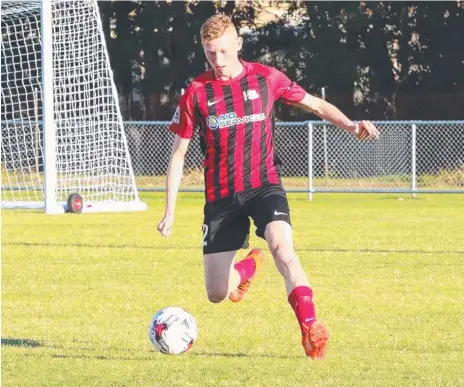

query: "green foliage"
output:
98 1 464 120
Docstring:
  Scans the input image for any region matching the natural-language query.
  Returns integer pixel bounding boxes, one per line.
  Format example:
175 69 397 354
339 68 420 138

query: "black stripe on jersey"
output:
239 76 253 190
193 91 209 199
270 111 282 176
257 74 269 184
222 84 235 193
193 92 207 156
205 83 221 201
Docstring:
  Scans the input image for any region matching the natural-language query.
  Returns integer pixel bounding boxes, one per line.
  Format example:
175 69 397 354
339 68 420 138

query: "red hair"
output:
200 14 236 44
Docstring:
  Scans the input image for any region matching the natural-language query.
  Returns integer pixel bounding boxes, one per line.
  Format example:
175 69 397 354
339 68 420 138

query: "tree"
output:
99 1 464 120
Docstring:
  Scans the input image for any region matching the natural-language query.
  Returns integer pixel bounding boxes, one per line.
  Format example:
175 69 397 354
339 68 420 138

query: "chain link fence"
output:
125 121 464 195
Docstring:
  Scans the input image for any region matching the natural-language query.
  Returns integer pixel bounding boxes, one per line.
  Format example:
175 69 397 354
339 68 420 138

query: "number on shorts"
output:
202 224 208 246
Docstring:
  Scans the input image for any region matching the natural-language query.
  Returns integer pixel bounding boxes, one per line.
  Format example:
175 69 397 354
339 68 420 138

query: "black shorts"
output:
202 184 291 254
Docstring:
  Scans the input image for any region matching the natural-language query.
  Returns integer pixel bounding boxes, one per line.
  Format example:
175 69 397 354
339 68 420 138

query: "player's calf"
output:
287 286 329 358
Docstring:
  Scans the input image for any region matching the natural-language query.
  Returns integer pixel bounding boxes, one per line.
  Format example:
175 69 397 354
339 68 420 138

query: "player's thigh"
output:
203 250 237 295
247 184 292 240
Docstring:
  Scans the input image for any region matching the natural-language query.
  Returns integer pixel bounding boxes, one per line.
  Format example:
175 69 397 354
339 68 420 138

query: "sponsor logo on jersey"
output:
207 112 265 130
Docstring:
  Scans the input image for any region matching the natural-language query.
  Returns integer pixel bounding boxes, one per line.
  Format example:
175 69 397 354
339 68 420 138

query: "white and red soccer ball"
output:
148 307 198 355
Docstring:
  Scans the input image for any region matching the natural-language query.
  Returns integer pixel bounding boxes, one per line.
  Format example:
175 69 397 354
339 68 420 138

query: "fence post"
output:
411 123 417 198
323 124 328 184
308 122 313 201
321 88 328 184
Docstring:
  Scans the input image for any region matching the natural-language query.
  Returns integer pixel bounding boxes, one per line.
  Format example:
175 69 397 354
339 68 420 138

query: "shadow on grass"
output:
190 351 297 359
5 241 464 255
1 338 42 348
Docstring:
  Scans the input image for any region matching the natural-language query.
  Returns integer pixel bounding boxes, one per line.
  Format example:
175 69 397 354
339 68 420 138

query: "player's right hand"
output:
157 213 174 237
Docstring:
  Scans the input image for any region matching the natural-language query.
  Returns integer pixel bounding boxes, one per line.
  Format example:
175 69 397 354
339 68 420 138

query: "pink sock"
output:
234 257 256 283
288 286 316 334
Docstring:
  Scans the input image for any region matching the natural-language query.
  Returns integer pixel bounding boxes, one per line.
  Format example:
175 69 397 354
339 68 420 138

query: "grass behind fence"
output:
134 167 464 190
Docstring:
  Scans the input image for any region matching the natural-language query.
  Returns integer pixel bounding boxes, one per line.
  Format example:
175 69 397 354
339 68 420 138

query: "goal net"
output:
1 0 146 213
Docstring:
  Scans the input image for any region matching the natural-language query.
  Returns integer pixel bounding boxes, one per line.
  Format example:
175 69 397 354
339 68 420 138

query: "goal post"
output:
1 0 147 214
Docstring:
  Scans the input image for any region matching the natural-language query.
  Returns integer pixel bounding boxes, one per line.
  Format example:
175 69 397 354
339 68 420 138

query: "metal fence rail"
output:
124 121 464 197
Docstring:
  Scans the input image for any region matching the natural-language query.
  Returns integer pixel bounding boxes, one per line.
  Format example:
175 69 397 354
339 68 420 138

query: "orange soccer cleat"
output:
301 320 329 359
229 248 264 303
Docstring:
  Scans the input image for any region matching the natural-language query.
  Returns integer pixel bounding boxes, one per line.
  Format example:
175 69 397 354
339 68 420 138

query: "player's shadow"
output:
22 350 295 361
2 337 295 360
1 338 42 348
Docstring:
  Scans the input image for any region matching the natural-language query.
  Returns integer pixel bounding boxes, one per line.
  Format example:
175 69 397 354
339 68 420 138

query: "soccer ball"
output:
148 307 198 355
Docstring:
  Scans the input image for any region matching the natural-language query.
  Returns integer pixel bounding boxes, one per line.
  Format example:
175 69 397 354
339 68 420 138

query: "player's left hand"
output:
355 120 380 140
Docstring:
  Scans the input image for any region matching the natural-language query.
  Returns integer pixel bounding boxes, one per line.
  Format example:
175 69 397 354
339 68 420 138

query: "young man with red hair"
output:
158 14 380 359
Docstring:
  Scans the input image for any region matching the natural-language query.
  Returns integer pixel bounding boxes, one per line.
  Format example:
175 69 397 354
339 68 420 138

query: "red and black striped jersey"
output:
169 60 306 202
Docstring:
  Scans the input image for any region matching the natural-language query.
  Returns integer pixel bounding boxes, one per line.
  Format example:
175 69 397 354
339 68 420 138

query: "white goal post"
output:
1 0 147 214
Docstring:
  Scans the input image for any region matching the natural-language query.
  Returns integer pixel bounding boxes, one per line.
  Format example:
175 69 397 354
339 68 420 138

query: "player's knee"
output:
206 289 228 304
207 295 226 304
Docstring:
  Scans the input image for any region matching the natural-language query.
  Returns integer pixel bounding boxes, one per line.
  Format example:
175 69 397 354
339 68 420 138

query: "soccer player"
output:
157 14 380 359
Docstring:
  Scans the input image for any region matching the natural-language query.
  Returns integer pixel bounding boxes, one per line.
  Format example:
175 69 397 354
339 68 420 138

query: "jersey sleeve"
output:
168 86 196 139
269 67 306 105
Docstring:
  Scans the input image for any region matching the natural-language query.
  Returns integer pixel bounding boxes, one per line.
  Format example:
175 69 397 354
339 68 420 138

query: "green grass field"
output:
2 193 464 387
